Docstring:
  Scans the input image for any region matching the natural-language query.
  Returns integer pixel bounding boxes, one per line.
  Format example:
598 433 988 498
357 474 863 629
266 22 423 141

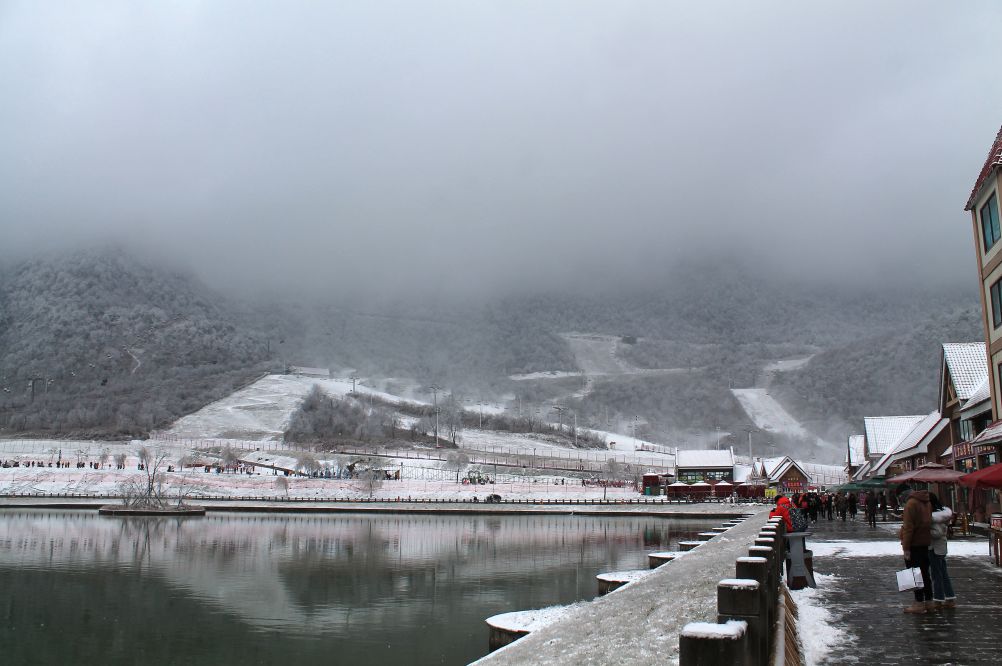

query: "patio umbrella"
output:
886 463 965 485
959 463 1002 489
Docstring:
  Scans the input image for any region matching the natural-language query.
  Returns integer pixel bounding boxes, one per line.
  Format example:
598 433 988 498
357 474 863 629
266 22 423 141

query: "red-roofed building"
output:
965 124 1002 423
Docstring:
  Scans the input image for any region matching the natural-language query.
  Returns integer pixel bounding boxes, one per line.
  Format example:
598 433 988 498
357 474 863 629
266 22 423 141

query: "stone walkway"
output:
803 516 1002 665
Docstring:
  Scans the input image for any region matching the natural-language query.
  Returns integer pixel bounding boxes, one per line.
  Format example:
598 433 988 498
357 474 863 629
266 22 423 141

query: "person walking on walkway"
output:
865 491 878 528
770 494 794 532
848 492 858 520
899 486 934 613
929 493 957 609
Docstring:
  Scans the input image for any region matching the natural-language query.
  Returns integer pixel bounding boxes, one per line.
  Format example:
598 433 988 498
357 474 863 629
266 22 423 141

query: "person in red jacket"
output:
770 494 794 532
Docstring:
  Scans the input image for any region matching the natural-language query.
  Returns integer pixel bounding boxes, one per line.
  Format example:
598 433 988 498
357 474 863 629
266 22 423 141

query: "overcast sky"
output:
2 1 1001 296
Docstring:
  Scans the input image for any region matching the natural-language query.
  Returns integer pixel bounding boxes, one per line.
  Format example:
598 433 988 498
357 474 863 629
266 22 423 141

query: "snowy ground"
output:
475 512 769 665
789 573 847 666
790 537 993 665
731 388 813 439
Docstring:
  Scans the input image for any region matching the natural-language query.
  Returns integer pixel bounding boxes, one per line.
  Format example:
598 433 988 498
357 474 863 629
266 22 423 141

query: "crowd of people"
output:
768 489 891 527
769 485 959 615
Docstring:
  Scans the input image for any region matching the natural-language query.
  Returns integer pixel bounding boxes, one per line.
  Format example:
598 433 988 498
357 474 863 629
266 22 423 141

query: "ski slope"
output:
730 388 812 439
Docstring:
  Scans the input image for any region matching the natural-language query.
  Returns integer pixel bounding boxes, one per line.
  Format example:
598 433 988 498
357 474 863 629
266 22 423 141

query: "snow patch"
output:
681 620 747 639
790 573 851 666
810 539 988 558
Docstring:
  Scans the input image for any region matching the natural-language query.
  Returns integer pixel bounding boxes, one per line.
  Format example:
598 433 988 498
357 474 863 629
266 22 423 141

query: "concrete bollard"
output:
717 578 763 666
679 620 749 666
735 556 772 664
648 552 678 568
712 526 731 533
697 531 718 541
748 544 777 616
679 540 702 552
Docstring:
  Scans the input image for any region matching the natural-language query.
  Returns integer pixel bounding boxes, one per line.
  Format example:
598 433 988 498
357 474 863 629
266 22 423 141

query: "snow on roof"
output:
851 460 873 482
943 343 988 401
760 456 785 476
863 415 926 456
965 124 1002 211
959 377 992 418
972 420 1002 446
676 448 734 469
797 462 847 487
732 464 752 483
872 411 948 475
846 435 865 466
765 457 811 484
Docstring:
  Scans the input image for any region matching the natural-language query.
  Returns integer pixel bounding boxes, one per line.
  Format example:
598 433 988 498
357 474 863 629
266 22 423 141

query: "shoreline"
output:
0 496 759 517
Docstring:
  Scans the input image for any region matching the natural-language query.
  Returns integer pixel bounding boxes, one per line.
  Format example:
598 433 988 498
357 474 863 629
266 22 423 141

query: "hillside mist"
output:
0 248 981 448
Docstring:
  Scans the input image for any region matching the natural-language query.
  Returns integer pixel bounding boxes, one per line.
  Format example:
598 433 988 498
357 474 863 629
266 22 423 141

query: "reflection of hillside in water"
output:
0 510 713 633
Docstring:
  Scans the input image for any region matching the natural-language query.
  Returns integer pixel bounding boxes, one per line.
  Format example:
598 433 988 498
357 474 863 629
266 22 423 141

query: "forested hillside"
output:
0 249 275 436
771 308 984 434
0 248 983 443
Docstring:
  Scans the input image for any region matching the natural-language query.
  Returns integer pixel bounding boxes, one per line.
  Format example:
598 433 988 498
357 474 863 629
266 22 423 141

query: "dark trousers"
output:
908 546 933 603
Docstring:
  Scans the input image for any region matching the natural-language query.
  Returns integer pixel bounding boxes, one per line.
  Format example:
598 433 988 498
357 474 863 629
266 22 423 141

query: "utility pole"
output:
553 406 566 433
573 410 578 447
744 427 755 462
27 377 46 403
350 375 359 394
429 385 441 446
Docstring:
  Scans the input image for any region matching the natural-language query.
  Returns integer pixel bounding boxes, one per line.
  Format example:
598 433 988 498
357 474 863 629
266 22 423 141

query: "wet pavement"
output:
805 515 1002 665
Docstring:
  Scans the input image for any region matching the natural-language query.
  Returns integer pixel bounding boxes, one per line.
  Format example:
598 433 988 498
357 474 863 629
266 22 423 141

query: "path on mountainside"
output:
510 334 696 402
731 354 839 453
125 348 142 375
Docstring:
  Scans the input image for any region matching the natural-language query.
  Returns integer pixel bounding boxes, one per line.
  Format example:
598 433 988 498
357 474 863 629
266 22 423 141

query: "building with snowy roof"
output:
869 410 950 478
674 448 734 483
963 124 1002 422
850 415 929 481
939 342 994 473
845 434 866 477
757 456 813 493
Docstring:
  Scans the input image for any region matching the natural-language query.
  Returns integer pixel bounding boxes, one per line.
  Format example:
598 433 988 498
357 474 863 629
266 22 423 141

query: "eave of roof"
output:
966 124 1002 211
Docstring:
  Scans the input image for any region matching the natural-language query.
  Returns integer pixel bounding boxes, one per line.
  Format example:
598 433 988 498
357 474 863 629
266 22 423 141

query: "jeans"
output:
929 551 956 601
908 547 933 602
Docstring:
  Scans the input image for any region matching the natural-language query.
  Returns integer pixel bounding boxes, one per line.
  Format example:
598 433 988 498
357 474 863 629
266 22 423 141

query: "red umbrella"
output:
959 463 1002 489
886 463 965 485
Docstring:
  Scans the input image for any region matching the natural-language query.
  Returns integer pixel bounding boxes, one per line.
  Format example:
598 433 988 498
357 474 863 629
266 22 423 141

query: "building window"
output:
983 192 1001 252
960 419 974 442
992 279 1002 329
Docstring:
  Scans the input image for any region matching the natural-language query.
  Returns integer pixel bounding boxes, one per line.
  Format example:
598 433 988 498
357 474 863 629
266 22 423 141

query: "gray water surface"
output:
0 510 716 665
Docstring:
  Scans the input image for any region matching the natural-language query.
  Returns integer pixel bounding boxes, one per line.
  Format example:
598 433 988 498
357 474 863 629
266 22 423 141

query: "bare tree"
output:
119 446 172 508
295 452 320 476
446 451 470 483
603 458 621 501
114 453 127 469
219 446 240 469
355 467 383 497
275 475 289 496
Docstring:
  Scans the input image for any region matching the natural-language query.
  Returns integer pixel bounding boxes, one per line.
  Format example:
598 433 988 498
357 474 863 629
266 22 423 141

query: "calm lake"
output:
0 509 717 665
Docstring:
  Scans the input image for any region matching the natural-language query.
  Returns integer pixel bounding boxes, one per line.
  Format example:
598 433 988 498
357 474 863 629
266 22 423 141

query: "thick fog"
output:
1 1 1001 296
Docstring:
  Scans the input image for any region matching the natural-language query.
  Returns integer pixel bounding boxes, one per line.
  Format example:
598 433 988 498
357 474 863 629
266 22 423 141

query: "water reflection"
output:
0 510 715 665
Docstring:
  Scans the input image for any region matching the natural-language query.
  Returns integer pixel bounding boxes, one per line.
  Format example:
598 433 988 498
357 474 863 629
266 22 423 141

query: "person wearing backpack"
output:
770 494 794 532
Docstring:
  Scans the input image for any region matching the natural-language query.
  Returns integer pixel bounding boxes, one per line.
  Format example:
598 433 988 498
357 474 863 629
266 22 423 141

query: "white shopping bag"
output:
896 567 923 592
